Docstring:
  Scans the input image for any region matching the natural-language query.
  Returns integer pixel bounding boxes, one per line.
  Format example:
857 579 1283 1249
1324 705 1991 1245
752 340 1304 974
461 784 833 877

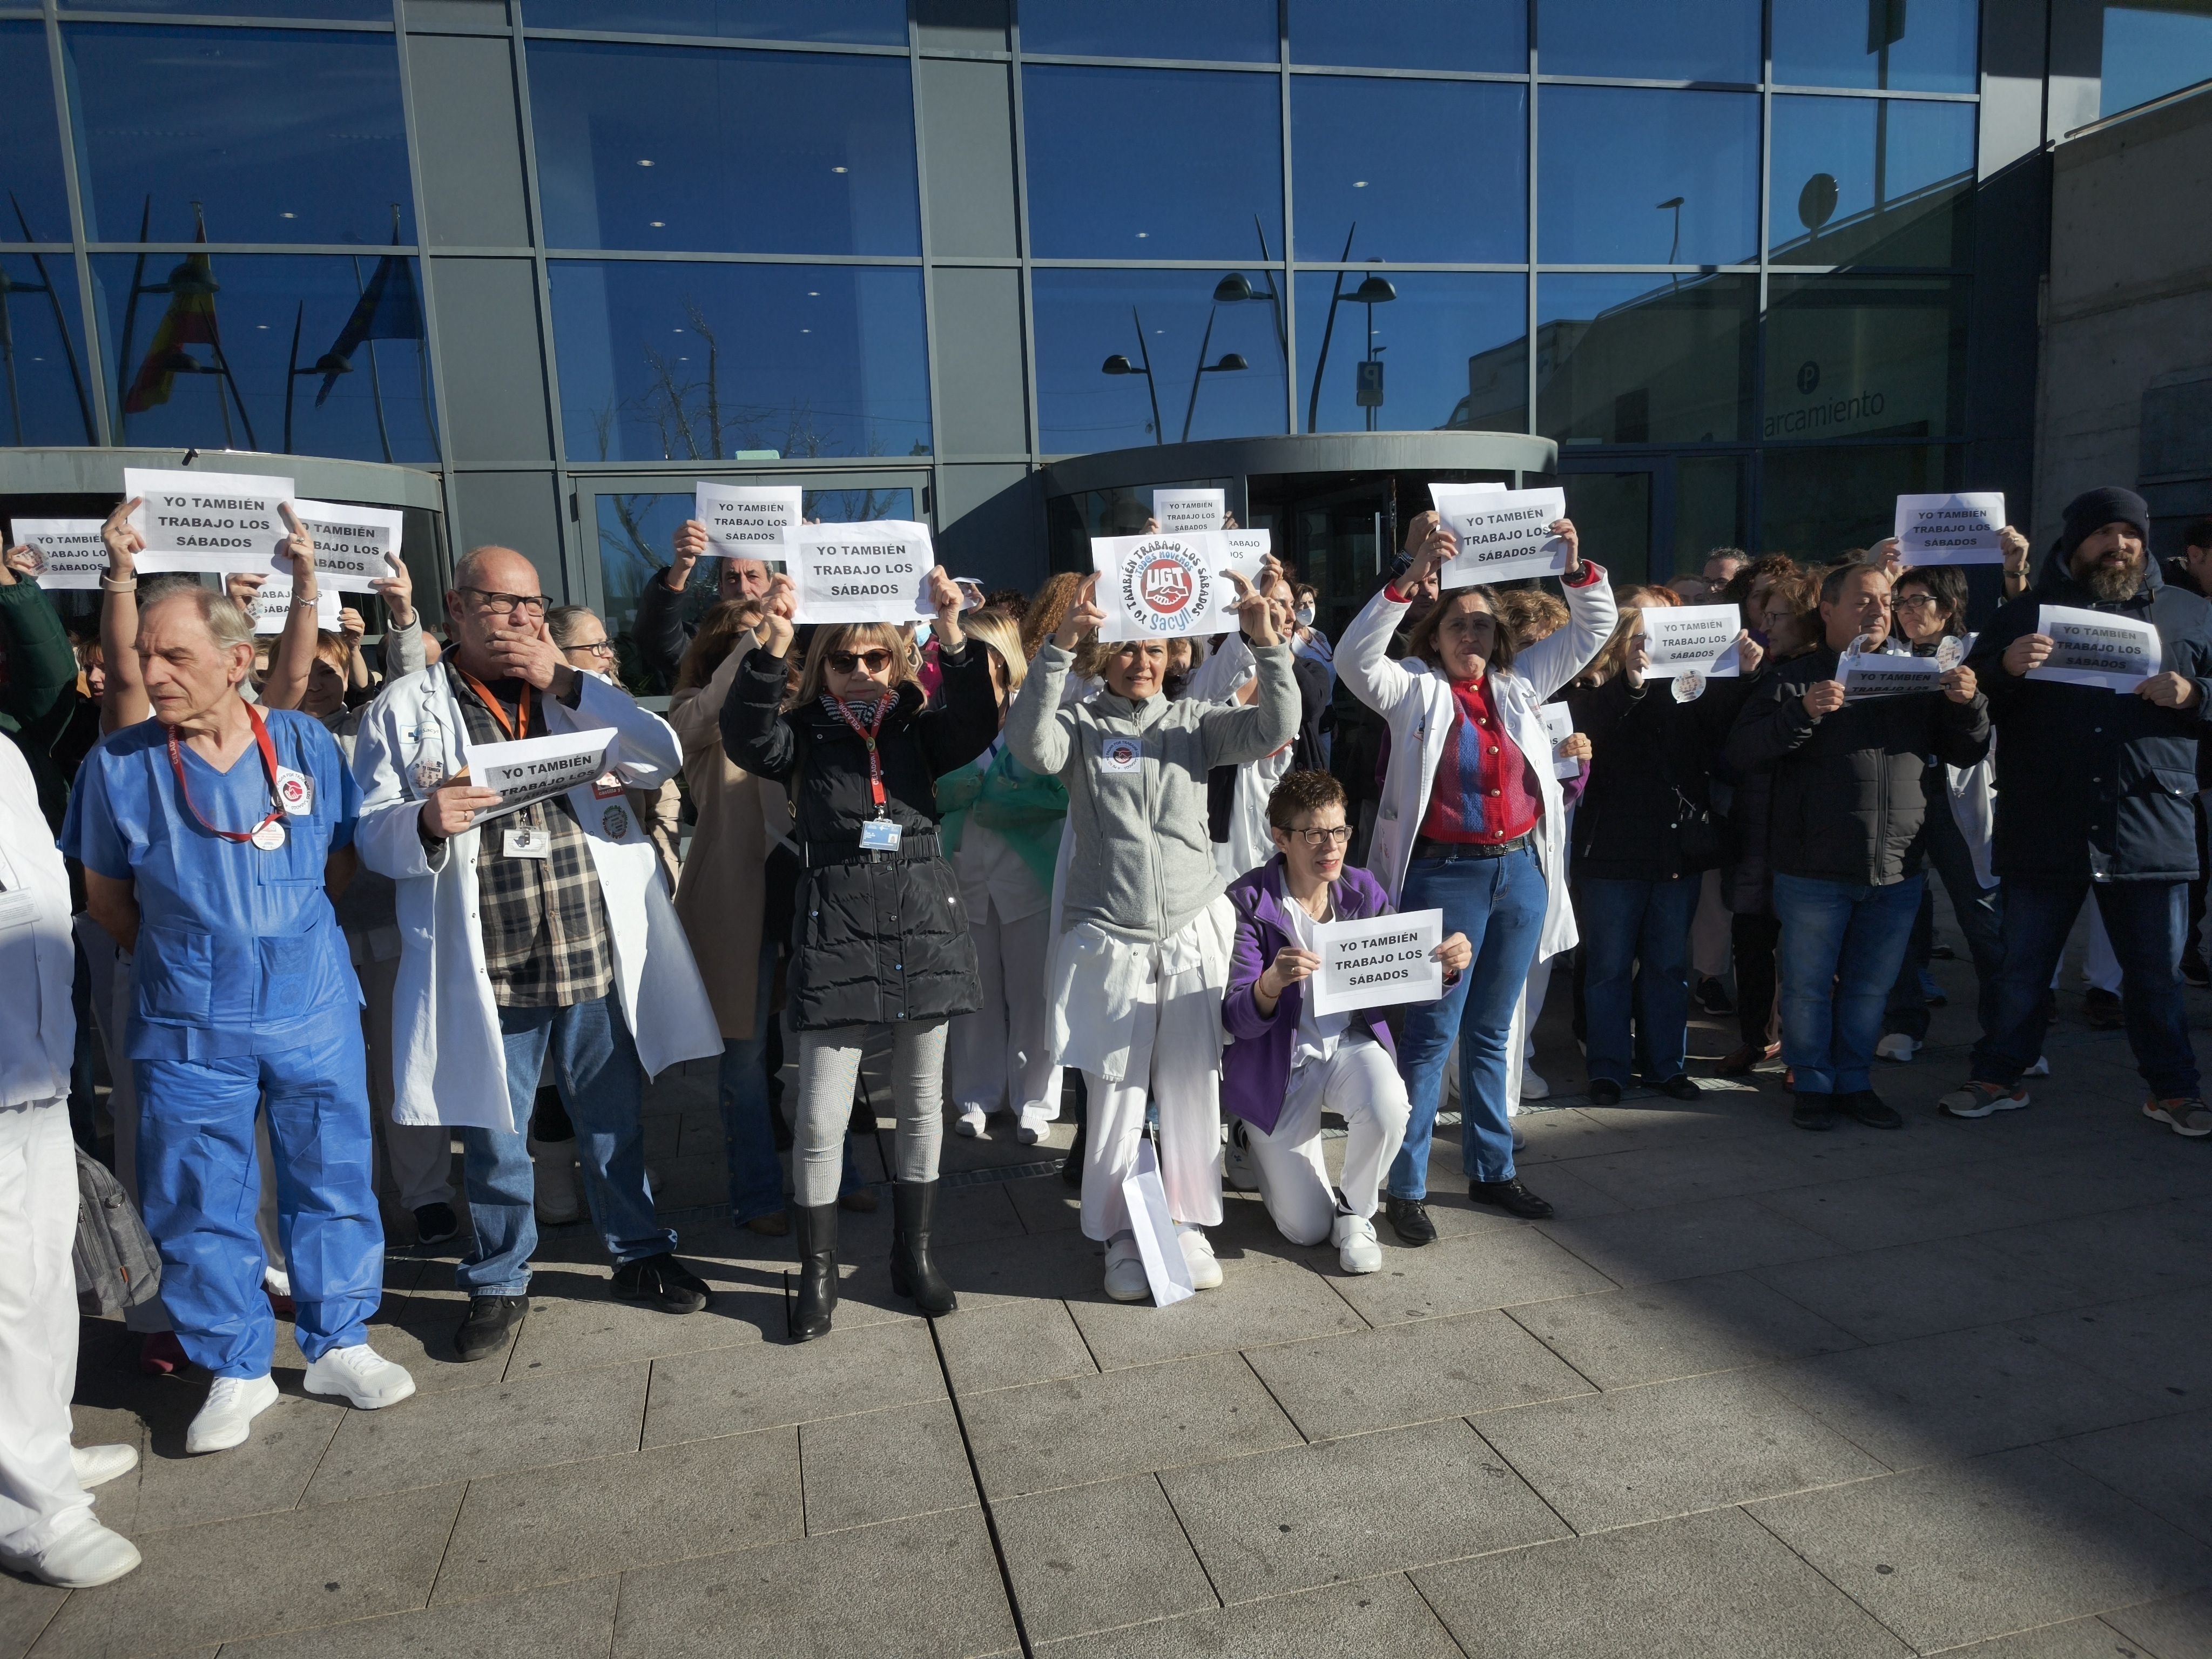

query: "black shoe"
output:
2084 988 2125 1031
1588 1078 1622 1107
1792 1091 1838 1131
889 1179 957 1316
611 1251 711 1314
1385 1196 1436 1246
2184 951 2212 990
1060 1116 1087 1189
413 1201 460 1247
1468 1178 1554 1219
1694 976 1736 1016
453 1294 527 1363
1842 1088 1904 1130
789 1203 838 1342
1656 1074 1703 1101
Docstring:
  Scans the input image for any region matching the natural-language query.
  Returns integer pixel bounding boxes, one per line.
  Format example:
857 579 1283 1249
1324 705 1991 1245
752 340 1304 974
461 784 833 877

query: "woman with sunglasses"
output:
721 565 994 1341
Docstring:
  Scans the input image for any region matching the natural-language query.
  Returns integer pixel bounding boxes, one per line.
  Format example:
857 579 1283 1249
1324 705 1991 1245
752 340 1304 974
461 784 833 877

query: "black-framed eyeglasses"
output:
827 649 894 673
1893 594 1941 611
460 586 551 617
1290 825 1354 848
569 639 616 658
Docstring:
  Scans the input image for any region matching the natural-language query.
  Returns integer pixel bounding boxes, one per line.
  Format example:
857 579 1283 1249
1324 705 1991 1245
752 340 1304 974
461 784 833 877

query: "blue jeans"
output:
1975 880 2200 1098
457 993 675 1297
1388 843 1548 1198
718 940 862 1222
1577 875 1701 1087
1884 794 2004 1056
1772 872 1924 1096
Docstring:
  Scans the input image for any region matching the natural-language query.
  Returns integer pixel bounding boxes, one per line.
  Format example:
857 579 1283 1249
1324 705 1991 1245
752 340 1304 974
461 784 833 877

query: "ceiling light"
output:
1136 231 1148 238
832 166 847 174
638 158 654 166
1352 180 1368 188
280 211 296 218
649 219 664 227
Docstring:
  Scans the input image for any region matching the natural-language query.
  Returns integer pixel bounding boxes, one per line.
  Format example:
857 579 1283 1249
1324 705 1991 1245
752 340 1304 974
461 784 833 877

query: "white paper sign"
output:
1435 487 1569 587
464 727 619 823
2030 604 2161 692
123 467 294 574
245 575 340 636
1537 702 1580 779
1118 1136 1196 1309
1840 652 1944 700
1310 907 1445 1017
1641 604 1744 679
696 482 801 557
1151 488 1226 534
1093 530 1233 642
788 520 935 625
1894 493 2006 565
287 498 403 594
9 519 108 590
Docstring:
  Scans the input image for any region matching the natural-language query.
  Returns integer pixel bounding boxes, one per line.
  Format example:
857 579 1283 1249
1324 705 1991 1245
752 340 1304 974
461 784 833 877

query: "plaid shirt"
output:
454 675 615 1009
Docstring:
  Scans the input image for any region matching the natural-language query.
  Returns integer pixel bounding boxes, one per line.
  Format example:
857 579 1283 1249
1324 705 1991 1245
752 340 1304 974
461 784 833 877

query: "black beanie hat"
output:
2060 487 2152 554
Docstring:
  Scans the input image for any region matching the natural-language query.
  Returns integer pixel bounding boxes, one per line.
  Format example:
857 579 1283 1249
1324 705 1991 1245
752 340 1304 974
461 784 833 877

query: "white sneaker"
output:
1331 1210 1382 1275
70 1444 139 1489
2026 1054 2051 1077
1875 1033 1919 1062
1222 1121 1260 1192
262 1265 292 1299
1015 1105 1053 1145
1177 1225 1223 1291
953 1106 986 1138
186 1373 281 1454
1102 1233 1149 1302
2 1509 140 1588
529 1135 583 1224
302 1343 417 1411
1521 1068 1550 1101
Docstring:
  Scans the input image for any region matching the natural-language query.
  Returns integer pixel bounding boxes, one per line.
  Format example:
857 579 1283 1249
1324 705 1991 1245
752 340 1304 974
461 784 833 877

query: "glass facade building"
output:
0 0 2187 674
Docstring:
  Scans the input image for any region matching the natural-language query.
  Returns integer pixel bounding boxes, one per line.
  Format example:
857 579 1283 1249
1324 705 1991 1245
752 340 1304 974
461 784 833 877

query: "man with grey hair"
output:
70 505 413 1455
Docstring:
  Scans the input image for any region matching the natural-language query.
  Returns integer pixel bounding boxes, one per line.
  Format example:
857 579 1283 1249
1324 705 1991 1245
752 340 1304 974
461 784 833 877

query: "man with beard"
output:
1947 489 2212 1135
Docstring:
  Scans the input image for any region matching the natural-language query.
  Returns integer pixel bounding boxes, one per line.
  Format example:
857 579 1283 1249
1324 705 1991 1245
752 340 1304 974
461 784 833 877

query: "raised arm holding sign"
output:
285 500 403 594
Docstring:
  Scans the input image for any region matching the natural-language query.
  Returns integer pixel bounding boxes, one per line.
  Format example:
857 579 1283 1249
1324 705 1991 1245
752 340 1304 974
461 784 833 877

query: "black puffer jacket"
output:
1968 544 2212 882
720 642 998 1029
1567 673 1750 884
1725 643 1989 886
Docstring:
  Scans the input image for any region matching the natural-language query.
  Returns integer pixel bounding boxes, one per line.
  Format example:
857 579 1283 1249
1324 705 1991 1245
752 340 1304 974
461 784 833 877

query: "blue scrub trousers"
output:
136 1022 383 1379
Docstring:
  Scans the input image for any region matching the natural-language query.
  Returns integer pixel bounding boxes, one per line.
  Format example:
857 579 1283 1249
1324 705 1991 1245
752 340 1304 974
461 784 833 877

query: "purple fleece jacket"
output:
1222 856 1402 1136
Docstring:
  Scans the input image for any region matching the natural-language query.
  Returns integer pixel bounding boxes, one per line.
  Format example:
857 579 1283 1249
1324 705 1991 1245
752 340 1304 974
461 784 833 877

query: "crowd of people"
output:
2 480 2208 1591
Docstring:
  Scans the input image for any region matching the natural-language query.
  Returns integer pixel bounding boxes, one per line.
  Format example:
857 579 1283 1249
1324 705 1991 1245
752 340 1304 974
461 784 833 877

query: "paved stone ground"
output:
8 939 2212 1659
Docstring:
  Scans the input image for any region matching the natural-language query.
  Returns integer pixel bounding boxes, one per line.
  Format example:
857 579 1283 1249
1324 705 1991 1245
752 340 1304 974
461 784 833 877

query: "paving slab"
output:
991 1474 1219 1642
1754 1234 2113 1347
0 1574 63 1659
800 1398 977 1534
1751 1166 2053 1250
218 1573 619 1659
499 1287 775 1380
1325 1222 1615 1327
1538 1192 1838 1286
1472 1370 1886 1532
1928 1614 2177 1656
1749 1445 2212 1653
2048 1411 2212 1546
1507 1271 1859 1390
643 1315 945 1448
1410 1505 1911 1658
113 1388 345 1535
2102 1587 2212 1658
1066 1254 1367 1371
933 1297 1099 1395
1033 1573 1464 1658
2012 1285 2212 1404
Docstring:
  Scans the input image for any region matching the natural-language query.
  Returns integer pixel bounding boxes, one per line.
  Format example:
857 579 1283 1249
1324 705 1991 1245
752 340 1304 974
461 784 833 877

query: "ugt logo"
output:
1119 538 1208 633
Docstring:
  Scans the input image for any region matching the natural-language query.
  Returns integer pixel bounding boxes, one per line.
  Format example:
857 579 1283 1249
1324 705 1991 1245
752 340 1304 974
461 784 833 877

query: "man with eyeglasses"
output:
631 519 772 688
353 545 724 1361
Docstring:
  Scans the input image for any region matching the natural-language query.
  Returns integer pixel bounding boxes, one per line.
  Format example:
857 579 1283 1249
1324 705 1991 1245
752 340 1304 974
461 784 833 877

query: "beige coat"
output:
669 643 789 1041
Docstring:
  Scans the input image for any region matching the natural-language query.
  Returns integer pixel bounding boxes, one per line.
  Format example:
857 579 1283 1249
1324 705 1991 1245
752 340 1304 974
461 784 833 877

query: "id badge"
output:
274 766 314 817
591 771 626 800
1097 737 1142 775
504 826 553 860
859 819 902 852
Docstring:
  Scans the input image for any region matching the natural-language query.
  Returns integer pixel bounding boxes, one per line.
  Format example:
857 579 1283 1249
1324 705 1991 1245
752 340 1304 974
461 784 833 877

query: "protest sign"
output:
1433 487 1569 586
1894 493 2006 565
1840 652 1944 700
1310 908 1444 1017
8 519 107 590
287 499 403 594
2029 604 2161 692
1641 604 1744 679
1150 488 1226 534
1537 702 1580 779
787 520 936 625
463 728 619 823
696 482 800 558
124 468 294 574
1092 530 1234 642
244 575 340 636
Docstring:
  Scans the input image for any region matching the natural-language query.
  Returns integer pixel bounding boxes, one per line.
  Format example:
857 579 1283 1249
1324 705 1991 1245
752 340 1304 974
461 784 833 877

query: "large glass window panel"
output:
89 252 438 461
1674 455 1746 571
1294 272 1526 435
1764 275 1968 443
1023 66 1284 260
1292 78 1526 263
2101 6 2212 118
0 252 98 445
1538 88 1759 265
1770 96 1975 266
1772 0 1980 93
60 0 388 14
1557 469 1653 583
64 26 411 246
1032 268 1288 453
2 24 70 245
1289 0 1525 71
550 261 930 463
529 42 919 255
1761 443 1958 557
1021 0 1276 62
522 1 907 44
1536 0 1759 83
1536 273 1756 443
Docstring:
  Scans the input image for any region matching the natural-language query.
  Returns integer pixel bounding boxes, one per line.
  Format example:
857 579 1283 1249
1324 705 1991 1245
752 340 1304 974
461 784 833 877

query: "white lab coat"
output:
351 662 721 1132
1336 572 1616 965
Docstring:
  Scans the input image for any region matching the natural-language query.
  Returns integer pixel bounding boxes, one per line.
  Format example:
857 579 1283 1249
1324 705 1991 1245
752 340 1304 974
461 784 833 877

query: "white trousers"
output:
0 1101 91 1555
356 951 454 1211
947 898 1057 1120
1245 1035 1409 1243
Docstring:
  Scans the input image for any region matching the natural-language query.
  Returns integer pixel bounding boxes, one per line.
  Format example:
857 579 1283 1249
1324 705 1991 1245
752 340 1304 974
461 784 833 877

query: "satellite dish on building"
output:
1799 173 1840 234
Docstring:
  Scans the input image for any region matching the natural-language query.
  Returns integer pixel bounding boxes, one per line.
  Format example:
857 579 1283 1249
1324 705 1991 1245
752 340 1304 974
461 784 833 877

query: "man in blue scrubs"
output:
73 542 414 1454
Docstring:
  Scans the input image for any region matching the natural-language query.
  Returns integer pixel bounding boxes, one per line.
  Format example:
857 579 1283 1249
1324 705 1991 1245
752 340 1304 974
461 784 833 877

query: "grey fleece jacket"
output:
1007 638 1299 943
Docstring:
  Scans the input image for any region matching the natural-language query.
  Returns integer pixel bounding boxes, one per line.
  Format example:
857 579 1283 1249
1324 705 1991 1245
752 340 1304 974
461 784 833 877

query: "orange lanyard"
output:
456 669 530 740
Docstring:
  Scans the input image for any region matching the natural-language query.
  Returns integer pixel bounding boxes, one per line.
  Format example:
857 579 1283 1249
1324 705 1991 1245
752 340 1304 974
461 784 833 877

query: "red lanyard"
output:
167 703 284 844
455 669 530 740
826 695 892 809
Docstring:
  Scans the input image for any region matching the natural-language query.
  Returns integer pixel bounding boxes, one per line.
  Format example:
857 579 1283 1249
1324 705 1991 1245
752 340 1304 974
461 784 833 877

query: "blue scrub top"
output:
71 708 362 1061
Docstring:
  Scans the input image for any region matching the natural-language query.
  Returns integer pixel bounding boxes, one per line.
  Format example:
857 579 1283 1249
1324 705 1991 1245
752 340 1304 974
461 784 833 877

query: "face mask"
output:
1294 606 1315 628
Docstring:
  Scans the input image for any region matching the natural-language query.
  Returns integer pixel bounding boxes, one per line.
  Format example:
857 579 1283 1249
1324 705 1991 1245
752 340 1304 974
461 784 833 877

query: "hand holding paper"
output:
1309 908 1446 1016
464 728 619 823
2025 605 2160 692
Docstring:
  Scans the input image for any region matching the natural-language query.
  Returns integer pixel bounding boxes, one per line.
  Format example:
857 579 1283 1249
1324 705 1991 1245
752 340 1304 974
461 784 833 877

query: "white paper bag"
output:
1120 1137 1196 1309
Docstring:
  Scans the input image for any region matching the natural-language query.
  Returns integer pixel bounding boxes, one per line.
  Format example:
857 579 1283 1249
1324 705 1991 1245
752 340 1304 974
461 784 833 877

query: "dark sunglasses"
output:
827 649 894 673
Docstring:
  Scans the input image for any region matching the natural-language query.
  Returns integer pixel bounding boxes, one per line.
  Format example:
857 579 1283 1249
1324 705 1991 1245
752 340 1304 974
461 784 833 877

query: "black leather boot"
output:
889 1179 957 1314
788 1203 838 1343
